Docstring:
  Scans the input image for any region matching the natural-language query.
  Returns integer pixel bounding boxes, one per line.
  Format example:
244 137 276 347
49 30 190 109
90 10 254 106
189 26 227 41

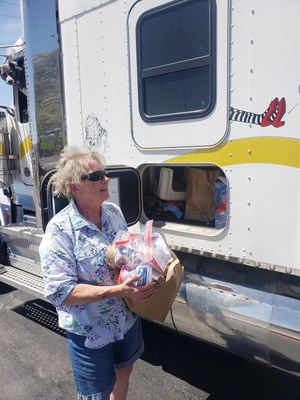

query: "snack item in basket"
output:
118 264 152 286
135 265 152 286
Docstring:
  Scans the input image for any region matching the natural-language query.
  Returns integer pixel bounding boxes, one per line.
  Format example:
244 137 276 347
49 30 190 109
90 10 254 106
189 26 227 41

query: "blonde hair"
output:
52 146 105 197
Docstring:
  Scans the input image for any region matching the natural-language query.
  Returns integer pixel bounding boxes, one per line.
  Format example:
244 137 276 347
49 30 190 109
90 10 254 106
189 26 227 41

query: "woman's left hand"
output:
120 275 159 301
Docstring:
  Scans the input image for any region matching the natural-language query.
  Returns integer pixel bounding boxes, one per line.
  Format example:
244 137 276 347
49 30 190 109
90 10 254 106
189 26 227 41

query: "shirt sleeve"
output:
39 223 78 307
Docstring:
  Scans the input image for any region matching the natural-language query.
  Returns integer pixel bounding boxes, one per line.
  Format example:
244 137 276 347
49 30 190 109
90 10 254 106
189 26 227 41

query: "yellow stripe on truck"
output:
166 137 300 169
0 141 4 156
19 136 31 160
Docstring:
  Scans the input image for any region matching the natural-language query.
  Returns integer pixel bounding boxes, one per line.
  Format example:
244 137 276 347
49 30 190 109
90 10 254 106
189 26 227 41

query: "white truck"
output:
0 0 299 377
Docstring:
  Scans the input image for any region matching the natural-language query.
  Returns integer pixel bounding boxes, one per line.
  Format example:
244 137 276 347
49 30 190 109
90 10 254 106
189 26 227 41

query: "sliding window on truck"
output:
129 0 228 149
142 165 227 230
136 0 216 123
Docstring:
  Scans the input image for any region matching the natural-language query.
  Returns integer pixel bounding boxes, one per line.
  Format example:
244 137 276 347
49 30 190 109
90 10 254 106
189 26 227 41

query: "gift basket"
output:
111 220 173 285
107 220 184 322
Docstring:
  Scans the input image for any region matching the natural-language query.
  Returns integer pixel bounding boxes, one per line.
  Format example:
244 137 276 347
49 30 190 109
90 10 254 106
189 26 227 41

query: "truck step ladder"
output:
0 223 47 301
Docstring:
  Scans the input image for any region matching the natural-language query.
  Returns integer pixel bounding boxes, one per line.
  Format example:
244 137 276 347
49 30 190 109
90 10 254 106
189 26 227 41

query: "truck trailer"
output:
0 0 299 377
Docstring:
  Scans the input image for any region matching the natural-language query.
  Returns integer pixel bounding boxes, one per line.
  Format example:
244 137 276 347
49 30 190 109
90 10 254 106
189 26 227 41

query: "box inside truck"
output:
142 165 227 230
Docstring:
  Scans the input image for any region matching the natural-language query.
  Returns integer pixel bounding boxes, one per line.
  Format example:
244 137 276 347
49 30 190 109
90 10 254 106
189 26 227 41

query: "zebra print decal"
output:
229 97 286 128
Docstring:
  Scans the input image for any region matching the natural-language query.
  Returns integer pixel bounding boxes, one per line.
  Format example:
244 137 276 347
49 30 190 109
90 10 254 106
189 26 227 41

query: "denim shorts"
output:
66 318 144 400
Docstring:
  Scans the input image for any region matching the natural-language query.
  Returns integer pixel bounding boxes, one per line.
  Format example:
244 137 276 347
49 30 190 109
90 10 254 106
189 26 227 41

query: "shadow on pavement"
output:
12 298 66 337
0 282 17 295
140 319 300 400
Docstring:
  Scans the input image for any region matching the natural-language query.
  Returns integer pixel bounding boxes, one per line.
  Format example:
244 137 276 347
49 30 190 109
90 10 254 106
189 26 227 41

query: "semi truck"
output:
0 0 299 377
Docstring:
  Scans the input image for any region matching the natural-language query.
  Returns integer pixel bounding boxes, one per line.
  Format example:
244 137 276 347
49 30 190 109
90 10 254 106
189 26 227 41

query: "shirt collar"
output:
69 198 104 231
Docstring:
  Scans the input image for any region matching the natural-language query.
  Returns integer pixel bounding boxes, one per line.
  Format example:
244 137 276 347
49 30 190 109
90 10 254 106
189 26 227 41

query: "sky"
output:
0 0 21 106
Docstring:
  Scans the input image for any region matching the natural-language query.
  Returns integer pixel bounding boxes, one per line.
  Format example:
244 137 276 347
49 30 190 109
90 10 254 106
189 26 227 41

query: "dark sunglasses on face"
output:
81 170 108 182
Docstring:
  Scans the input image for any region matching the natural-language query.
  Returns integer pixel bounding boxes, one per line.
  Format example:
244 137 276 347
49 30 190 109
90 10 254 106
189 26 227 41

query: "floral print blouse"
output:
39 199 136 349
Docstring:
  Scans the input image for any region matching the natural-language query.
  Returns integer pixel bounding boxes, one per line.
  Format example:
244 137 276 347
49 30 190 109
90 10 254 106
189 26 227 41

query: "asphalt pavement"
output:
0 285 76 399
1 282 300 400
0 283 205 400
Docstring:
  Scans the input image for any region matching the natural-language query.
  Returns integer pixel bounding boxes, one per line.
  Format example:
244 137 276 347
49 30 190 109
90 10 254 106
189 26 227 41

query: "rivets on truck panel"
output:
286 268 292 274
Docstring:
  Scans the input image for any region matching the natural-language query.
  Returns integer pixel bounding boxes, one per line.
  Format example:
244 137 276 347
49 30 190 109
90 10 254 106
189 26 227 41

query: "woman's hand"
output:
120 275 159 301
61 276 159 306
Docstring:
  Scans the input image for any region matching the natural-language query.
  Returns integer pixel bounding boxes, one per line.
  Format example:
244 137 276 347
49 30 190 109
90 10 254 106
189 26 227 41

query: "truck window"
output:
12 57 28 124
142 165 227 232
136 0 216 122
15 90 28 124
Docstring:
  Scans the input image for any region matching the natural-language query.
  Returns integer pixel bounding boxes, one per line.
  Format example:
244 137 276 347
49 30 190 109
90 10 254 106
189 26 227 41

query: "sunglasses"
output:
81 170 108 182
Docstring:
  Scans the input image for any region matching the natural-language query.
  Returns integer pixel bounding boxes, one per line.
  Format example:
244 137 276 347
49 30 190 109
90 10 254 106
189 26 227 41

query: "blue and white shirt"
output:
39 199 137 349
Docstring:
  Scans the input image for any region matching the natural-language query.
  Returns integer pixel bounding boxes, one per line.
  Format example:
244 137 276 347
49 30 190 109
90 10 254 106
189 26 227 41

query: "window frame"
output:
136 0 216 123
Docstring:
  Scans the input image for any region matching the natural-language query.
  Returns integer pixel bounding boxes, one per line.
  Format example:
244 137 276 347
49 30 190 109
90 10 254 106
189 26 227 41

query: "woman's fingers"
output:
122 278 159 300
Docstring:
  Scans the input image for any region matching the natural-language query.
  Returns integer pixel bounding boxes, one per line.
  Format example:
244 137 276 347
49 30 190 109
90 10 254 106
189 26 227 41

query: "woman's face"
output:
73 159 110 206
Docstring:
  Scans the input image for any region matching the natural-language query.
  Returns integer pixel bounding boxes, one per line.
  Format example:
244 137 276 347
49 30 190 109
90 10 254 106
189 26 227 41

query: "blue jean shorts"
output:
66 318 144 400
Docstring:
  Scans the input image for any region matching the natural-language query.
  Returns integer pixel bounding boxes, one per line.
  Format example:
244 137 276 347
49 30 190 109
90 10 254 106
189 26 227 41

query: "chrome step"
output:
0 223 43 243
0 264 47 301
0 223 45 299
0 222 43 270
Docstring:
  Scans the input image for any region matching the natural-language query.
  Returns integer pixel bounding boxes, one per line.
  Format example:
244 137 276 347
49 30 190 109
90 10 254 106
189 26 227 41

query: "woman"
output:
39 146 158 400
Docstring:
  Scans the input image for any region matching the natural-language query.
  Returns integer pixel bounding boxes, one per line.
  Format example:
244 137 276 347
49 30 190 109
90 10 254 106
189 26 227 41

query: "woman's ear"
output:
69 183 81 196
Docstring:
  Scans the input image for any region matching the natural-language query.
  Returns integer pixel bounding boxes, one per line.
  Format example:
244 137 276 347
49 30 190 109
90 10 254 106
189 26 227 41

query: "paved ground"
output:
1 282 300 400
0 286 76 399
0 283 207 400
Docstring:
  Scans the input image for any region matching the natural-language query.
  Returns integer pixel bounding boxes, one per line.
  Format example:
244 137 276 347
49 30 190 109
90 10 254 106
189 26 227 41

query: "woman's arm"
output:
61 275 158 306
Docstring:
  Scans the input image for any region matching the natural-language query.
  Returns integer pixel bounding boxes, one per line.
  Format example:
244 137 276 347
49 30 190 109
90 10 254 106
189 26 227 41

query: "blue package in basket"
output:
136 266 152 286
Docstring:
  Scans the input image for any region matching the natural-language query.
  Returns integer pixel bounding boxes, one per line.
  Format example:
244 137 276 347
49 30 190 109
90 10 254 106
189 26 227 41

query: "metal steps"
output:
0 223 47 300
0 264 46 300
